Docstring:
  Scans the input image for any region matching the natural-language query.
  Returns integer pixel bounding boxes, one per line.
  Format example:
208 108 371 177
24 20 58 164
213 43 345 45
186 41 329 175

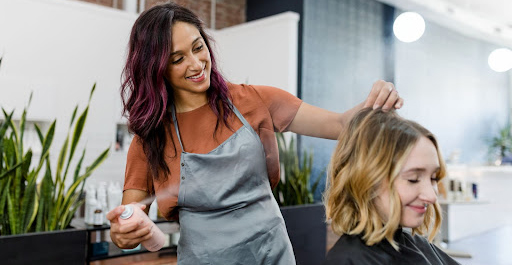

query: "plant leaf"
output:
36 161 53 232
32 121 56 178
20 171 37 233
88 83 97 104
69 106 78 129
73 149 86 183
34 123 44 144
64 105 89 182
0 161 24 180
0 177 12 234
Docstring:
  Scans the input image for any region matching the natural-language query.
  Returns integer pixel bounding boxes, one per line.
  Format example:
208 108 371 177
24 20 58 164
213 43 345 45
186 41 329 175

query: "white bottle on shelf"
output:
85 186 97 225
107 182 122 212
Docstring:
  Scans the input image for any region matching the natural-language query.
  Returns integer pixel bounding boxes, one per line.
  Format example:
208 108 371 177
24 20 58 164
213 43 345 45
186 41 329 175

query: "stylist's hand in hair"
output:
363 80 403 111
106 203 152 249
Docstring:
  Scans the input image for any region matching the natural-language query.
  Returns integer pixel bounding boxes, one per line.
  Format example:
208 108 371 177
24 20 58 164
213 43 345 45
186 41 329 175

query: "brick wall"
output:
76 0 246 29
78 0 117 8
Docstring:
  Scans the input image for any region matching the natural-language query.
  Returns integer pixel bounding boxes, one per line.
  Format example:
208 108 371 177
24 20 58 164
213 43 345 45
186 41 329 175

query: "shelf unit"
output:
72 218 178 264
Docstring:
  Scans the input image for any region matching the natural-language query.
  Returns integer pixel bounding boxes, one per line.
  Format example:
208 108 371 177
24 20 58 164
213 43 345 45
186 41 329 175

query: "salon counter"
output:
442 165 512 242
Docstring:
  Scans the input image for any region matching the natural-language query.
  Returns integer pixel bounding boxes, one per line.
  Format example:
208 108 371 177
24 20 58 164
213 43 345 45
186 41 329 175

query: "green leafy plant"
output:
489 125 512 158
0 81 110 235
273 132 322 206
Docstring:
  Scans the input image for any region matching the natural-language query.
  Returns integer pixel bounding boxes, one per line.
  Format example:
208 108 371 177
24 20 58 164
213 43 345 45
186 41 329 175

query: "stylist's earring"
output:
424 203 428 208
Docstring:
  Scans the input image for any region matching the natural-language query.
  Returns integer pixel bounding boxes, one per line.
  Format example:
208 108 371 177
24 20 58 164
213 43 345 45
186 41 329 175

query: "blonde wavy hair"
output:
324 108 446 250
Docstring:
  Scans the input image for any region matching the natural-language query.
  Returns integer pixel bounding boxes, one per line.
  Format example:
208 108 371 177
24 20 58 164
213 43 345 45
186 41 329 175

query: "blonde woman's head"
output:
324 108 446 250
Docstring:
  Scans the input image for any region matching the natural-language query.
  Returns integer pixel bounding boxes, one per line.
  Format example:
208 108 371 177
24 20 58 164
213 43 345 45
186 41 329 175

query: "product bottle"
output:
93 207 104 226
85 186 97 225
448 179 455 202
472 182 478 199
87 197 99 225
118 204 165 252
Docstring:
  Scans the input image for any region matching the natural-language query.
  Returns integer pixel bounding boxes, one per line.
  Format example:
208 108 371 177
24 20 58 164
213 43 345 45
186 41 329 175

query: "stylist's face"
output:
167 22 211 97
376 137 440 228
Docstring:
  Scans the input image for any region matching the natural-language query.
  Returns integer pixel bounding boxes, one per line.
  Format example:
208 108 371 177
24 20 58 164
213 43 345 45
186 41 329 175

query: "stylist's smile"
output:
187 66 206 82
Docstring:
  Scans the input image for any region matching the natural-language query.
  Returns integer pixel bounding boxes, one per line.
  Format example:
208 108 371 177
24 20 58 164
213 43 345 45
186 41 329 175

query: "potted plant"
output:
489 125 512 165
0 57 110 264
274 132 325 265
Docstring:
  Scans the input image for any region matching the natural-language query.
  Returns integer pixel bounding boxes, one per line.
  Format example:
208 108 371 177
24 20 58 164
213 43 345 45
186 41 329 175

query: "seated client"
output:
322 108 460 265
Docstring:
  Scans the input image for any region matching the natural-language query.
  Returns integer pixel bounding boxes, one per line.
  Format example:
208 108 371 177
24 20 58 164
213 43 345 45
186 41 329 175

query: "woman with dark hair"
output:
106 2 403 264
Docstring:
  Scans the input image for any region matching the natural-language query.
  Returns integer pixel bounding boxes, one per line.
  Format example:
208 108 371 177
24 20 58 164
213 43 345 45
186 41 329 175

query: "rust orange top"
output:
123 83 303 219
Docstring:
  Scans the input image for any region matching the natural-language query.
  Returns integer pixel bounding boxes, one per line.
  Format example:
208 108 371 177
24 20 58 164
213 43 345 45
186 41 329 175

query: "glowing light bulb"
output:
488 48 512 72
393 12 425 43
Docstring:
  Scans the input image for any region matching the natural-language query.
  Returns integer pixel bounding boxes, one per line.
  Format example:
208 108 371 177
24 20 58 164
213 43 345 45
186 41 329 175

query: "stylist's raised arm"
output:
288 80 402 140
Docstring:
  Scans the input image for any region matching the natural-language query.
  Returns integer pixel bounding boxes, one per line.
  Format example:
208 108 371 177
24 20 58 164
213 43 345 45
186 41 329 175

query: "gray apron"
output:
172 103 296 265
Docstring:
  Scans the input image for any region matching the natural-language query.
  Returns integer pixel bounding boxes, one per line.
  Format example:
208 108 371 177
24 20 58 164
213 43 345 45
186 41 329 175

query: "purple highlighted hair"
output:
121 2 232 180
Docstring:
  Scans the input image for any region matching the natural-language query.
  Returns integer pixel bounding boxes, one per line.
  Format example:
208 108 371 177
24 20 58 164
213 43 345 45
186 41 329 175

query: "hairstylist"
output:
106 2 403 265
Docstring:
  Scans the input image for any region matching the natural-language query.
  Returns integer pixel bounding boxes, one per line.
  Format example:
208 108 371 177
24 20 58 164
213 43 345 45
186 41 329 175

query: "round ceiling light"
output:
393 12 425 43
488 48 512 72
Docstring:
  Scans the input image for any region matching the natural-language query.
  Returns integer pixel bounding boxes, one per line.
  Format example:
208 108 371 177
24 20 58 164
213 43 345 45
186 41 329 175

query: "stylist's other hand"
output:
363 80 403 111
107 203 152 249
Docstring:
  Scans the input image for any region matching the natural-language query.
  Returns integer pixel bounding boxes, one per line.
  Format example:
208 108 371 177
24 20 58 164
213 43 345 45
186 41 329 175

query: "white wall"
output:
211 11 299 96
0 0 299 187
0 0 138 186
395 20 509 165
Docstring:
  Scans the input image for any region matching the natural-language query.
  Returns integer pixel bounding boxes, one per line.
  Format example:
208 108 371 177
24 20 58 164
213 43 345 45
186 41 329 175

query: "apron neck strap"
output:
171 99 250 152
171 105 185 151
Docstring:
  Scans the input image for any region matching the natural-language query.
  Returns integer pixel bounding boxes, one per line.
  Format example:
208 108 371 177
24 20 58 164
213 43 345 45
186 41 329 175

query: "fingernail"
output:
373 104 378 109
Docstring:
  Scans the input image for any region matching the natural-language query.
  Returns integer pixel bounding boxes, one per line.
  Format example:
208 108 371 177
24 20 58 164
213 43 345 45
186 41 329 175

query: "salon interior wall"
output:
298 0 509 201
393 12 510 241
0 0 138 188
300 0 389 200
211 11 299 97
394 19 509 166
0 0 298 188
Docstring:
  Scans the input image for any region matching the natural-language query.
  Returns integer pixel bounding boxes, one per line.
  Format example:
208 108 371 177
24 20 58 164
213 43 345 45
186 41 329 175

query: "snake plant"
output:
0 80 110 235
273 132 322 206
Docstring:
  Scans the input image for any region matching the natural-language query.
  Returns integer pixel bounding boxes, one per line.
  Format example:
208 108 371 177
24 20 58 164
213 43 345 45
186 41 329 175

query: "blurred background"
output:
1 0 511 264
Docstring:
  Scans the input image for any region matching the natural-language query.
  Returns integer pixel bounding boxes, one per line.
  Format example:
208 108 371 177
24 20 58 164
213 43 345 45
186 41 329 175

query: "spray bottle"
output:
118 204 165 252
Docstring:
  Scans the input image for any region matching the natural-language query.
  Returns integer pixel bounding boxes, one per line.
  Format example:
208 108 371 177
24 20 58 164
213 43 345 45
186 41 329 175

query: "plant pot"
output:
0 228 87 265
280 203 326 265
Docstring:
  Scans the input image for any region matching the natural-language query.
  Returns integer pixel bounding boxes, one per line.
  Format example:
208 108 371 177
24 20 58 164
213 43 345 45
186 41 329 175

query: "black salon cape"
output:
322 228 460 265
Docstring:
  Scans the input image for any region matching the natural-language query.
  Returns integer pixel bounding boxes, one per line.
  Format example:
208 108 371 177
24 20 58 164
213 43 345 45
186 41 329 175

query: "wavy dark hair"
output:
121 2 232 181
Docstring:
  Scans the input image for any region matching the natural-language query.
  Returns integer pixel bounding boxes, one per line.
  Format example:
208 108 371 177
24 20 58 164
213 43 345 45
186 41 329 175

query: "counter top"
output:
447 164 512 172
438 199 489 205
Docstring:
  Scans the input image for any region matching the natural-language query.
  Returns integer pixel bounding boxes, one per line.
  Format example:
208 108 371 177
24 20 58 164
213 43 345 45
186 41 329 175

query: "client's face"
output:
376 136 440 228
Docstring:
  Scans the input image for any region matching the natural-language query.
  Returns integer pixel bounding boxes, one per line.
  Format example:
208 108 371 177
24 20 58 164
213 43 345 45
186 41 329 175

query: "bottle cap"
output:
120 205 134 219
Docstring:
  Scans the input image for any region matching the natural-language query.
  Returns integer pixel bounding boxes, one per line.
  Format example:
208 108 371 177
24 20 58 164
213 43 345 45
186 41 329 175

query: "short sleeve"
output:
250 85 302 132
123 135 154 195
